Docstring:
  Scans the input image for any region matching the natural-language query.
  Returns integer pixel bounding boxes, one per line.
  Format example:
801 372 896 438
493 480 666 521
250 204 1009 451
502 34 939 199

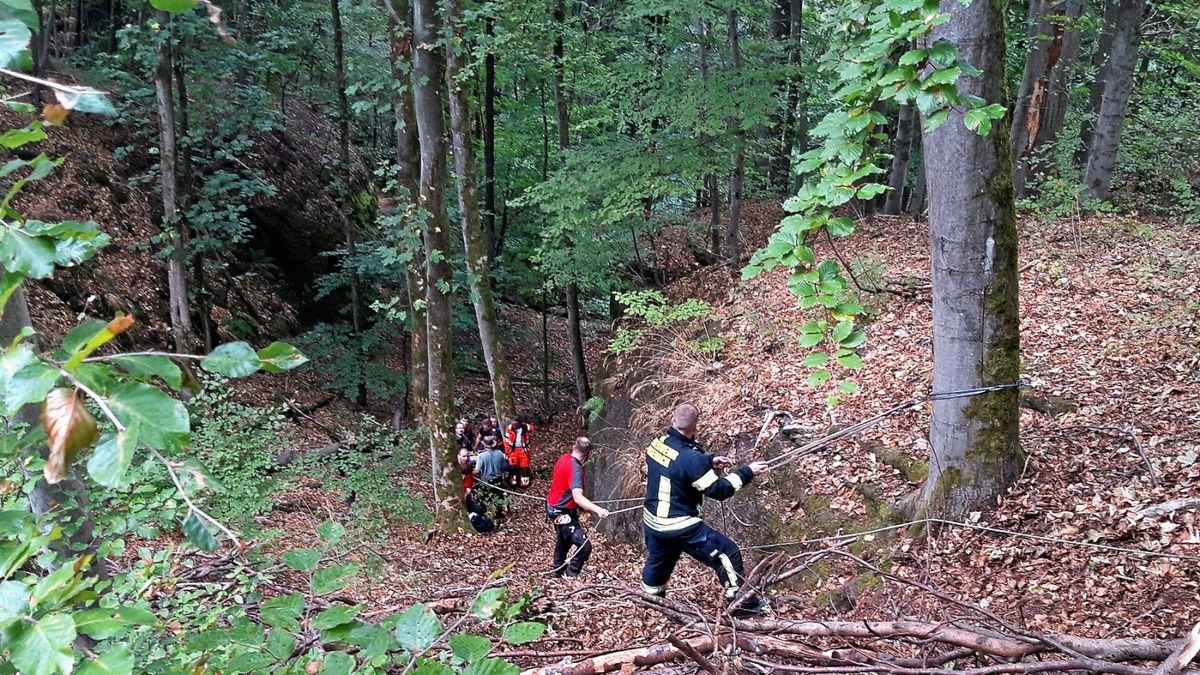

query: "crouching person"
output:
545 437 609 578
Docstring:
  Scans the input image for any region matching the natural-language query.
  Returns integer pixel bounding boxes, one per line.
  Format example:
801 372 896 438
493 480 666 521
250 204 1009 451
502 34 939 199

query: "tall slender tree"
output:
154 14 192 353
919 0 1021 518
1083 0 1146 200
483 14 498 260
882 104 915 215
410 0 464 522
389 0 428 417
725 7 745 277
442 0 517 421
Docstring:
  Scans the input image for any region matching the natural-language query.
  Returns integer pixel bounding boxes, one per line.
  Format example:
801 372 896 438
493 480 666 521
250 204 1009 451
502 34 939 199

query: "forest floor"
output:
244 204 1200 668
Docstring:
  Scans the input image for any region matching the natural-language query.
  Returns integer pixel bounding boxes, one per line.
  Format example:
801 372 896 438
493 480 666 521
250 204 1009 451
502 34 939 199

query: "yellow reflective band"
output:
641 582 666 594
718 553 738 591
692 470 719 491
727 473 745 492
646 437 678 467
656 476 672 518
642 510 702 533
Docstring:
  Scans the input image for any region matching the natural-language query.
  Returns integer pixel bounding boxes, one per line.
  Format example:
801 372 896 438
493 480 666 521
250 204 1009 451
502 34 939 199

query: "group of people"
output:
465 403 770 613
457 414 538 531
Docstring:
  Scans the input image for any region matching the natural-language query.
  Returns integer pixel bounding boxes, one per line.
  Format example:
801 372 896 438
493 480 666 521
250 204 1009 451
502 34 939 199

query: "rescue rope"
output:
763 380 1022 470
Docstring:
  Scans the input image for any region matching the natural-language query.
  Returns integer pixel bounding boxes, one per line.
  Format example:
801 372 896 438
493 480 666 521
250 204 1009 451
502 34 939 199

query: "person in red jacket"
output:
545 437 609 578
503 414 536 488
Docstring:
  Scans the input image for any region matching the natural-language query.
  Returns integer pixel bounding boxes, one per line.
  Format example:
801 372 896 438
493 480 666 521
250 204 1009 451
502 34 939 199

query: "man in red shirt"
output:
545 437 609 578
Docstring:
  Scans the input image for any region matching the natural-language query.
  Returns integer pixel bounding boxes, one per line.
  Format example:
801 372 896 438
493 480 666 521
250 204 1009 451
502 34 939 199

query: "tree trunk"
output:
919 0 1021 518
778 0 804 196
443 0 516 421
1011 0 1086 197
707 174 721 256
1077 0 1118 166
330 0 365 405
1082 0 1145 200
411 0 465 524
389 0 428 417
1 289 105 580
883 103 915 215
565 281 590 406
725 8 744 276
552 0 590 408
155 15 192 353
483 14 498 260
908 150 927 219
108 0 119 53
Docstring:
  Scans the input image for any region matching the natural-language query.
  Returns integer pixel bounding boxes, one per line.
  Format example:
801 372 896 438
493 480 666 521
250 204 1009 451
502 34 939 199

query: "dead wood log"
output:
1154 623 1200 675
1141 498 1200 520
520 636 733 675
666 635 721 675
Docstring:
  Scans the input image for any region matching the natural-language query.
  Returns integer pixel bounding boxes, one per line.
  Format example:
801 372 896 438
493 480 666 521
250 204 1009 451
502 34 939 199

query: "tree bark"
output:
389 0 428 417
908 124 926 219
565 281 590 406
1077 0 1118 166
883 103 915 215
919 0 1021 518
779 0 804 195
1011 0 1086 197
483 14 498 260
330 0 366 405
725 8 744 276
411 0 465 523
1082 0 1146 200
442 0 517 421
155 15 192 353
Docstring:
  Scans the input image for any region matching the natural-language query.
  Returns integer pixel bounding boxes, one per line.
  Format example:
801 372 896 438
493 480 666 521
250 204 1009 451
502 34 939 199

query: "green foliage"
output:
581 395 605 423
606 290 712 356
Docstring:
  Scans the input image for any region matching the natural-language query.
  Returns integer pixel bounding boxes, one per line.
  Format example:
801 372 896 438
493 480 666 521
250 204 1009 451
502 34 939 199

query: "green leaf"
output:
832 321 854 343
450 634 493 663
112 355 182 389
265 629 297 660
802 352 829 367
11 614 75 675
149 0 197 11
501 621 546 645
825 217 855 237
797 333 823 348
0 579 29 622
182 513 218 552
841 330 867 348
928 40 956 65
394 603 441 652
2 361 58 416
52 89 115 116
837 353 865 369
317 520 345 546
257 341 308 373
834 302 863 316
471 588 506 619
0 270 24 317
897 48 927 66
312 604 363 630
925 65 961 86
105 381 189 450
282 548 320 572
260 593 304 631
0 229 57 279
0 122 45 150
312 563 358 595
461 658 520 675
923 108 949 133
73 605 153 639
838 381 859 395
0 19 31 70
201 342 262 378
227 652 275 672
964 108 992 137
76 643 134 675
0 0 40 30
319 652 356 675
807 369 831 388
87 424 140 489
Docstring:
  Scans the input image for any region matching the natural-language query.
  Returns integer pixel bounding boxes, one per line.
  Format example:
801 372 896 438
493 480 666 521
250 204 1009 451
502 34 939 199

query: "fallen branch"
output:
1154 622 1200 675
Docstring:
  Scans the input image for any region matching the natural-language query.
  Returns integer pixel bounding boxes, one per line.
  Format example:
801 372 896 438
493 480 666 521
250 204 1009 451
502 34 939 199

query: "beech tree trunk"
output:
155 16 192 353
919 0 1021 518
411 0 464 523
1011 0 1085 197
908 151 927 219
483 15 498 260
725 8 744 276
698 18 720 257
1082 0 1146 200
443 0 517 422
778 0 804 195
552 0 591 408
389 0 428 417
883 103 915 215
1077 0 1119 166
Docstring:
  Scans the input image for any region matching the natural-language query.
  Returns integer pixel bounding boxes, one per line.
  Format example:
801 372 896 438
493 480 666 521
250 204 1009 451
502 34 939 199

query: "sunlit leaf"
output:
87 424 140 489
149 0 197 12
76 644 135 675
10 613 75 675
501 621 545 645
0 18 30 70
201 342 261 377
257 341 308 373
182 513 218 552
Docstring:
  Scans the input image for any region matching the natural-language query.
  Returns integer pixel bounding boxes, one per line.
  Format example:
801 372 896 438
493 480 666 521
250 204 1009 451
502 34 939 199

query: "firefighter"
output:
503 414 535 488
640 404 769 613
545 437 609 578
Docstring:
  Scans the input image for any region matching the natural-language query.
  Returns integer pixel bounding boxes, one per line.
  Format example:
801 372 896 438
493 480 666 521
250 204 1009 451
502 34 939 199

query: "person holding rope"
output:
641 404 769 612
474 436 509 521
545 436 609 578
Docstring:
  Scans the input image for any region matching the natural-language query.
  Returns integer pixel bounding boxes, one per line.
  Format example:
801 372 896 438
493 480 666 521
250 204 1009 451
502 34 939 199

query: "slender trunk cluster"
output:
725 9 744 277
883 104 915 215
442 0 517 422
1082 0 1146 200
154 15 192 353
919 0 1021 518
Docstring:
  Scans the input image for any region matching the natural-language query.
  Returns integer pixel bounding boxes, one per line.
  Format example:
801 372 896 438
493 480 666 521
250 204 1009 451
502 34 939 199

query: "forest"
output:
0 0 1197 673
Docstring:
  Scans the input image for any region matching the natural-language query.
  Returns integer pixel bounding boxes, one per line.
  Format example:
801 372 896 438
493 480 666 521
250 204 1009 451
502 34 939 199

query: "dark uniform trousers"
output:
642 523 744 598
551 511 592 578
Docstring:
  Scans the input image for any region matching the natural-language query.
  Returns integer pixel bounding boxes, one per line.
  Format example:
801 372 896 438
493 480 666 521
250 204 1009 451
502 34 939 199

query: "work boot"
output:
729 594 769 619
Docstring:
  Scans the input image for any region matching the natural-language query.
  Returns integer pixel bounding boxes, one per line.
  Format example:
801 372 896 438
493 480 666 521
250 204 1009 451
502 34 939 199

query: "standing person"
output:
641 404 769 611
545 437 610 578
477 415 502 452
474 436 509 520
503 414 536 488
455 417 476 452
